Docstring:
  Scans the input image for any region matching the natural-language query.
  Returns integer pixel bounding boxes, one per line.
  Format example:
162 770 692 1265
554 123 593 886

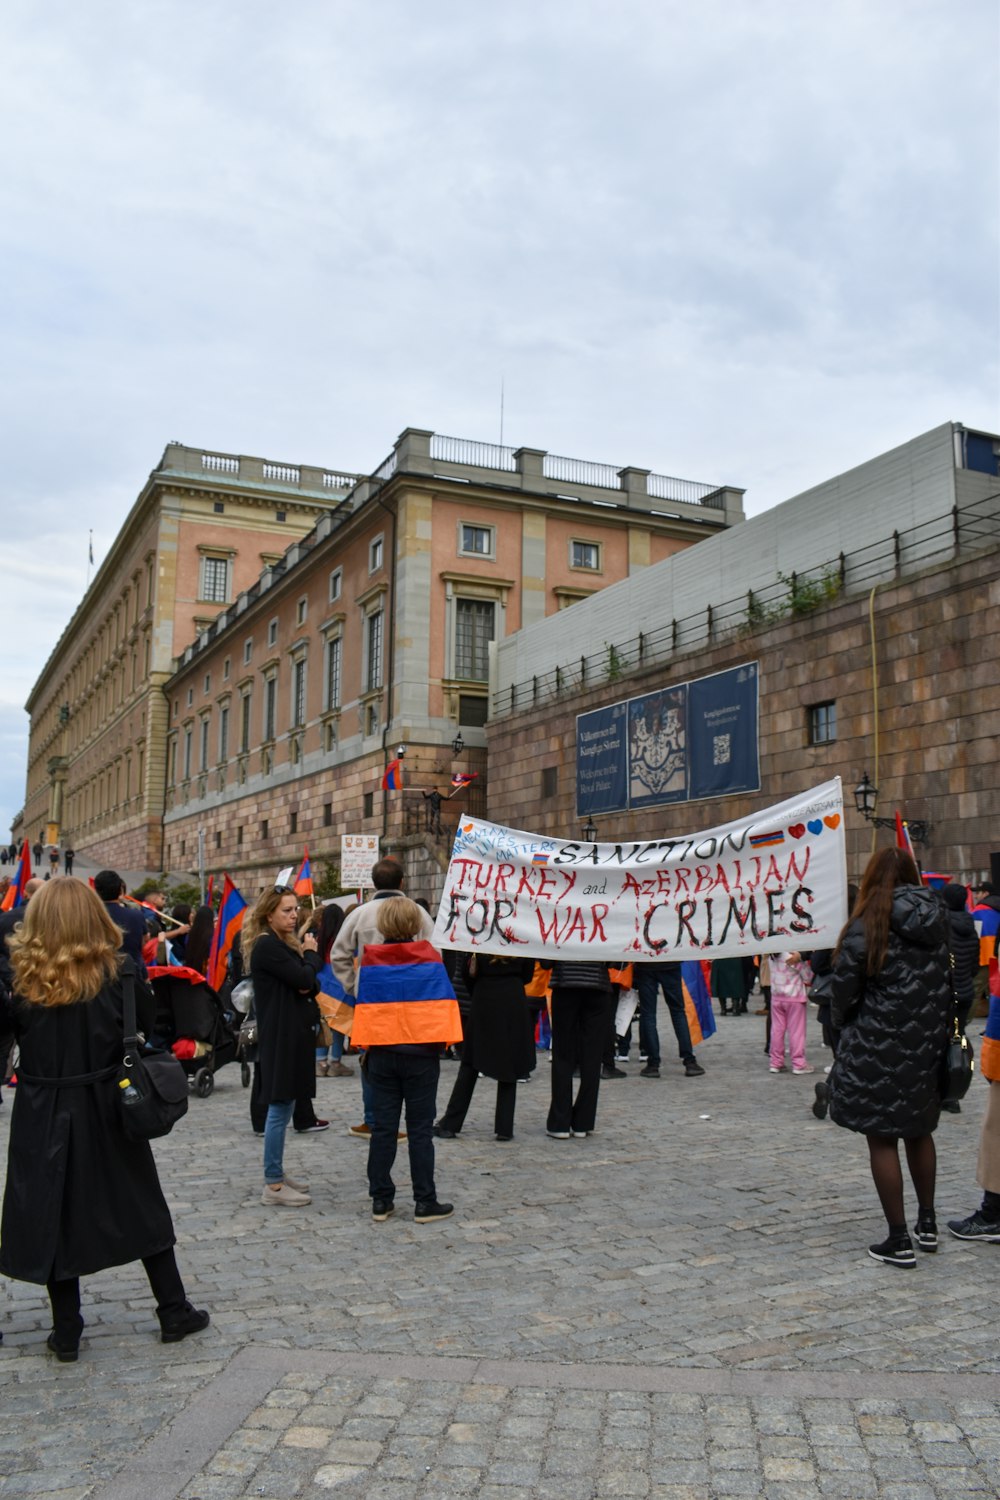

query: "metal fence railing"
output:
491 490 1000 719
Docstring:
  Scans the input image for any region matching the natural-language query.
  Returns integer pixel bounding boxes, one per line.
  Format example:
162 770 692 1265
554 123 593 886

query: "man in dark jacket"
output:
94 870 148 976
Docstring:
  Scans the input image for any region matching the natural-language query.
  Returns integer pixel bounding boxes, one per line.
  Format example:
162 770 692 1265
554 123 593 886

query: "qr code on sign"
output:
713 734 731 765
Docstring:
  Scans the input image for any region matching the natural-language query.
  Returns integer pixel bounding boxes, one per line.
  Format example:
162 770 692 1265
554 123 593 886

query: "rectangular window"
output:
290 810 298 836
219 705 229 762
203 672 211 694
262 818 269 839
571 540 601 571
215 830 222 848
222 656 230 681
296 597 307 626
366 610 383 692
267 618 278 647
183 729 192 779
455 599 495 681
808 701 837 744
237 825 244 846
201 556 230 602
329 569 342 603
326 636 342 709
369 536 383 572
240 693 252 753
363 791 374 818
292 658 307 726
541 766 558 798
323 802 332 827
199 717 210 771
243 638 253 665
167 738 177 786
458 693 489 727
264 676 277 740
460 523 494 557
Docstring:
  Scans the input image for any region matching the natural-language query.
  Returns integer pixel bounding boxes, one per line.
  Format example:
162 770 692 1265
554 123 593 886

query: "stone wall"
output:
485 547 1000 886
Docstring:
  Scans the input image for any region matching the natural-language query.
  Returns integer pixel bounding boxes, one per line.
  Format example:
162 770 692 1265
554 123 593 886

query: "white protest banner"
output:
341 834 380 889
432 778 848 961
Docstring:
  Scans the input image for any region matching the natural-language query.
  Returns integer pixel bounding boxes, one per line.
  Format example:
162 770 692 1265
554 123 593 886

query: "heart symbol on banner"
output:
788 823 806 839
824 814 841 830
462 823 474 833
807 820 823 835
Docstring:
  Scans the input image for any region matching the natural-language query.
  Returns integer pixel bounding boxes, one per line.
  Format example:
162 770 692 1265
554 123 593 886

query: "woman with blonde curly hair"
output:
243 885 321 1207
0 878 208 1361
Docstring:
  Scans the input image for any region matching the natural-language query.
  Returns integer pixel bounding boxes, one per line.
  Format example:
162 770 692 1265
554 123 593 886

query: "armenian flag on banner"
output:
381 757 404 791
681 960 717 1045
352 939 462 1048
1 839 31 911
293 849 313 899
207 875 247 993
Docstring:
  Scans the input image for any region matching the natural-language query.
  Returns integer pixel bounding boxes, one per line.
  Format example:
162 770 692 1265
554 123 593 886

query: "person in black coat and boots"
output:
827 848 951 1269
0 879 207 1361
938 883 981 1115
434 954 536 1140
244 887 321 1208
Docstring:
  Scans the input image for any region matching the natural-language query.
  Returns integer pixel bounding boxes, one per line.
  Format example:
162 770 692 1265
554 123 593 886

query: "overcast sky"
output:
2 0 997 838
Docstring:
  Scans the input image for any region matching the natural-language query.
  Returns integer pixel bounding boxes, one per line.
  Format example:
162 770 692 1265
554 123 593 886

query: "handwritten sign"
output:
341 834 380 889
432 779 847 961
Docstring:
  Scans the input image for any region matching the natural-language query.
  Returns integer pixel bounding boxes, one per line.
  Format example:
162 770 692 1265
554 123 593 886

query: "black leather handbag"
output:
117 961 189 1141
940 953 975 1106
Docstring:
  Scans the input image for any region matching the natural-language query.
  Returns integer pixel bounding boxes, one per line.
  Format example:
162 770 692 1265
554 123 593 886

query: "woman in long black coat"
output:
827 847 951 1269
0 878 208 1361
244 886 320 1207
434 954 536 1140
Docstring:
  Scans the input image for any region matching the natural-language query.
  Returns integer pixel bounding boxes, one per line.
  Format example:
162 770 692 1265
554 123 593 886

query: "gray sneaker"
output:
947 1211 1000 1243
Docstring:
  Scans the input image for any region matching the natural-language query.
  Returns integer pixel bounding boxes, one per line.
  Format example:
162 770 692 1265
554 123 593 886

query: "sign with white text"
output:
432 779 847 961
341 834 380 889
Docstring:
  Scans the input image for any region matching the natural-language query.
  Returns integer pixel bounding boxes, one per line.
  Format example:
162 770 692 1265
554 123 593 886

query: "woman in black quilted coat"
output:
827 847 950 1269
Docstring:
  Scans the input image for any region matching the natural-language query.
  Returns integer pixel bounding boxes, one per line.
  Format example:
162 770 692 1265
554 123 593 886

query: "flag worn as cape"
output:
207 875 247 992
381 757 404 791
682 960 717 1045
352 938 462 1048
1 840 31 911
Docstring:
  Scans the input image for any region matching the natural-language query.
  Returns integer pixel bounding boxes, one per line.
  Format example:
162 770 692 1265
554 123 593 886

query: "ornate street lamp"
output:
451 732 465 757
582 818 598 843
853 771 932 846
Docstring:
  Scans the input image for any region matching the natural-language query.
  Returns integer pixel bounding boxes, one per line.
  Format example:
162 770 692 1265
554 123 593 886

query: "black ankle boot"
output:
158 1301 210 1344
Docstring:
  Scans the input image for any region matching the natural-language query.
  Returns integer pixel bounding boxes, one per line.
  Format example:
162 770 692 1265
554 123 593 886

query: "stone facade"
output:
486 545 1000 886
20 445 359 868
162 427 742 899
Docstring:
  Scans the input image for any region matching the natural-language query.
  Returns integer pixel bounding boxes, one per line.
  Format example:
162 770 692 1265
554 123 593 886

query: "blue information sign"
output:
688 664 760 799
575 702 629 816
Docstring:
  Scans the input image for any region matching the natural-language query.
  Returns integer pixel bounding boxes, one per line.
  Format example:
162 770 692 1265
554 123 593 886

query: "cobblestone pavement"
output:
1 1015 998 1499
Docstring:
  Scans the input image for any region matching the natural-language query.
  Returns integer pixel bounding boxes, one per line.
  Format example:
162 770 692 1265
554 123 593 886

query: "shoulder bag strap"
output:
121 956 139 1064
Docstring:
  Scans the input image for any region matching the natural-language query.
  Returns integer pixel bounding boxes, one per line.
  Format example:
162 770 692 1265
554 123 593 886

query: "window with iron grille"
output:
366 611 383 692
201 556 230 602
292 658 307 727
455 599 495 681
326 636 342 709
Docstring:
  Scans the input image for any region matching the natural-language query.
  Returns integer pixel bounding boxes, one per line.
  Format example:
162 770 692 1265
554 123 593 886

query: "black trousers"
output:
47 1247 186 1343
438 1062 517 1138
547 987 612 1135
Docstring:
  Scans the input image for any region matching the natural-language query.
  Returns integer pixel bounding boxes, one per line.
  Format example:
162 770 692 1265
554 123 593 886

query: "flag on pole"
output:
293 849 313 899
88 531 94 566
449 771 478 791
206 874 215 907
1 839 32 911
381 757 404 791
895 811 916 862
207 875 247 992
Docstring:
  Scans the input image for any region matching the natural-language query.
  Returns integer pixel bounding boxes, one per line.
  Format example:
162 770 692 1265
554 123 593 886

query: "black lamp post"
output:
582 818 598 843
853 772 932 846
451 732 465 757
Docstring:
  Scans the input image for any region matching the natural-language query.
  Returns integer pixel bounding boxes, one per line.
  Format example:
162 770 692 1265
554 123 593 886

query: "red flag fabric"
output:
381 758 404 791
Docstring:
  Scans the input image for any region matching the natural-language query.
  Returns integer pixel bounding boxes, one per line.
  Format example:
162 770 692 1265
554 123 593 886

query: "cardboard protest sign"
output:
432 779 847 961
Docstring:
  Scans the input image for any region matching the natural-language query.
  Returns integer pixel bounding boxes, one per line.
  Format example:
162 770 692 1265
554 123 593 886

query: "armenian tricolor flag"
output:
293 849 313 899
352 939 463 1048
381 757 404 791
450 771 478 790
895 811 916 862
974 897 1000 969
981 995 1000 1084
1 839 31 911
207 875 247 993
681 960 717 1045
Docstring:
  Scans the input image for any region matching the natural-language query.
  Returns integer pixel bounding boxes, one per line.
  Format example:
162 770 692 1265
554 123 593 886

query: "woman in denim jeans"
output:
244 888 320 1207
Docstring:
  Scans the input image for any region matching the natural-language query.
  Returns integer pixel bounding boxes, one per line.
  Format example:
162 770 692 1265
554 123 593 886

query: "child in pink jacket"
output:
768 951 813 1074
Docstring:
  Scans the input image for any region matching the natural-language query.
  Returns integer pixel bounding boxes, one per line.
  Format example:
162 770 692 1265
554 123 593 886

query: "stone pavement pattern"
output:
1 1017 998 1498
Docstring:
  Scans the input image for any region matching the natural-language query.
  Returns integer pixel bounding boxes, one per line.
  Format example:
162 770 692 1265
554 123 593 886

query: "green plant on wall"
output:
605 642 624 681
779 567 842 616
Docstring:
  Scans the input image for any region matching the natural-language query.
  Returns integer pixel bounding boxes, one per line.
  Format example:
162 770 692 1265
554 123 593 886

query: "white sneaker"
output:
261 1182 311 1207
283 1174 310 1193
793 1066 816 1075
769 1065 785 1073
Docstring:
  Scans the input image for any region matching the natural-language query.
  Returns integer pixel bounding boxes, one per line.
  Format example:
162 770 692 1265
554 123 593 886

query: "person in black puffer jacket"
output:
940 884 980 1029
827 847 950 1269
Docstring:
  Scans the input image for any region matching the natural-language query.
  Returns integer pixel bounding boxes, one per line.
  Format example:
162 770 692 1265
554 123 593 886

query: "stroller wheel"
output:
241 1061 251 1088
194 1067 215 1099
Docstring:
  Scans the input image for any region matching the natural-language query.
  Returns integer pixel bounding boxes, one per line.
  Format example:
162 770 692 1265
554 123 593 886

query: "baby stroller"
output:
147 965 246 1098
